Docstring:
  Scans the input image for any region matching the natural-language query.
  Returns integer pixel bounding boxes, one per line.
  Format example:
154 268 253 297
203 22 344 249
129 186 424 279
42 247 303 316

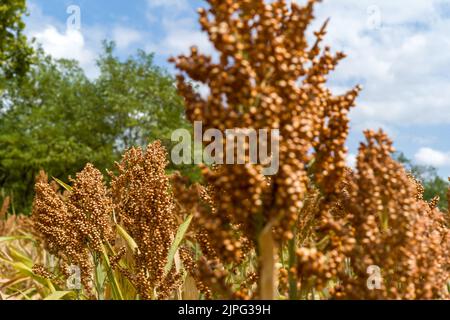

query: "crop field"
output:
0 0 449 301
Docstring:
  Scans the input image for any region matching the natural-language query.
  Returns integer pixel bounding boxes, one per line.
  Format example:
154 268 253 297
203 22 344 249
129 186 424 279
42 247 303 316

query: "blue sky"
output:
23 0 450 177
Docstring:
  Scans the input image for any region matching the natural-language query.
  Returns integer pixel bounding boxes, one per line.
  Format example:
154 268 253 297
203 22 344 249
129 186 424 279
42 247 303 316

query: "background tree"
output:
96 42 188 150
0 0 33 84
0 45 189 213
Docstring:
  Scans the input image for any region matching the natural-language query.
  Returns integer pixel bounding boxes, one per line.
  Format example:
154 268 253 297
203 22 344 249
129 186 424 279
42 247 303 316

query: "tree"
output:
96 42 188 150
0 44 188 213
95 42 199 180
0 50 110 212
0 0 33 84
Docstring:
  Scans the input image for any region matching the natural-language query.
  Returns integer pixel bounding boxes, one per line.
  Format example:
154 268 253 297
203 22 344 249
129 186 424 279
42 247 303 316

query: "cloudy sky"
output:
24 0 450 176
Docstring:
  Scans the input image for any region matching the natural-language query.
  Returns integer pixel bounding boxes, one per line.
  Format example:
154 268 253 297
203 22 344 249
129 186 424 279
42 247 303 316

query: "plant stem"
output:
288 237 298 300
258 223 277 300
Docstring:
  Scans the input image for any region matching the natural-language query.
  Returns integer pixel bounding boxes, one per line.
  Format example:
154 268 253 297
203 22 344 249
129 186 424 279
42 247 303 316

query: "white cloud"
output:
158 19 213 56
31 27 98 77
414 147 450 167
113 26 143 50
144 0 450 129
146 0 190 26
346 153 357 168
25 1 106 78
147 0 189 11
352 120 397 139
145 0 213 57
291 0 450 128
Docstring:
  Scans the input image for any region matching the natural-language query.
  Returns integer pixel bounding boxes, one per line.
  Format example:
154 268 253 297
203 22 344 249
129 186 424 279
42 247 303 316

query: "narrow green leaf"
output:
44 291 75 300
0 276 29 290
116 224 138 253
52 177 72 192
8 246 33 268
12 288 34 300
101 244 124 300
0 258 56 292
163 214 193 276
0 236 33 243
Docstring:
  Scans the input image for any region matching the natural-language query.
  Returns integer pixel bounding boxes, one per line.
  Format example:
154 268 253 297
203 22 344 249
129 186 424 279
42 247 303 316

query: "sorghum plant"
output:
337 130 450 299
32 165 115 298
110 141 180 299
170 0 360 298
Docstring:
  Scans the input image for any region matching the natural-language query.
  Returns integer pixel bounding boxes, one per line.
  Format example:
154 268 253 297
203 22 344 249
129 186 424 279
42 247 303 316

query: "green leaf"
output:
116 224 138 253
12 288 35 300
0 276 29 290
8 246 33 268
101 244 124 300
0 236 32 242
44 291 75 300
163 214 193 276
52 177 72 192
0 258 56 292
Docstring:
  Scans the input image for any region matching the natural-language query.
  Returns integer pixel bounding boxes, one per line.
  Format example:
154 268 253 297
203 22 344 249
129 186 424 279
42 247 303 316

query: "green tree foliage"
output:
0 0 33 83
97 42 188 149
0 44 189 213
396 152 449 210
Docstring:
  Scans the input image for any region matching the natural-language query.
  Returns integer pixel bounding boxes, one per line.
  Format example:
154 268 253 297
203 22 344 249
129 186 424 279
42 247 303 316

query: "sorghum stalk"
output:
171 0 359 298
